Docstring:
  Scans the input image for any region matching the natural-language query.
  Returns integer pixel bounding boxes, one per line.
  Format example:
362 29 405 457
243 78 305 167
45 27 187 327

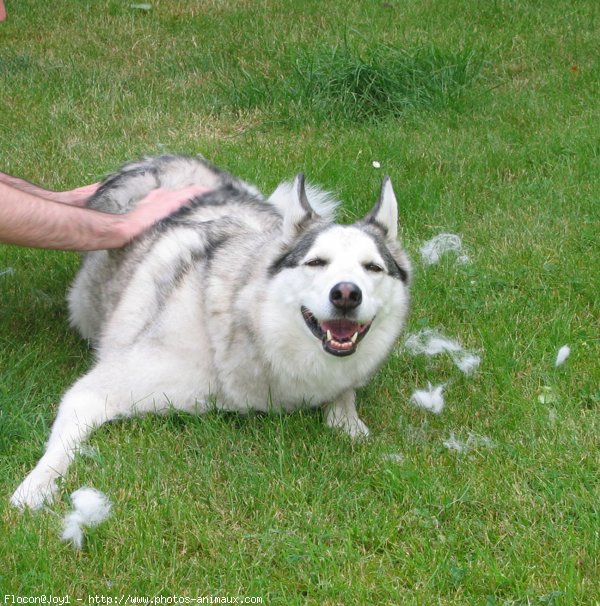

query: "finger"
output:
135 186 210 209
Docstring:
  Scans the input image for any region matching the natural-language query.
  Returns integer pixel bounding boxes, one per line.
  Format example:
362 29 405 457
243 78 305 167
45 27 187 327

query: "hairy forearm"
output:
0 182 128 250
0 171 62 200
1 182 208 251
0 171 98 206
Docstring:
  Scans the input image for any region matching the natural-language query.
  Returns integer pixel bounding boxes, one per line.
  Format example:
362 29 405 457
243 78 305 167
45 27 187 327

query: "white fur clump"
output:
268 180 339 222
443 432 495 454
420 233 470 266
0 267 15 277
410 383 445 414
403 328 481 375
381 453 405 463
61 487 112 550
404 329 462 356
454 353 482 375
555 345 571 367
77 444 101 460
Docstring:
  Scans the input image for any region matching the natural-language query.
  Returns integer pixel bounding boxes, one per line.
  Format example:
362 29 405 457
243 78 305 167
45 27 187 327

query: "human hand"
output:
60 183 101 206
119 185 210 242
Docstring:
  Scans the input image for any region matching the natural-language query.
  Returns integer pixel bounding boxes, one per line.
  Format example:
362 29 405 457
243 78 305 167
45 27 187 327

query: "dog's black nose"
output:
330 282 362 311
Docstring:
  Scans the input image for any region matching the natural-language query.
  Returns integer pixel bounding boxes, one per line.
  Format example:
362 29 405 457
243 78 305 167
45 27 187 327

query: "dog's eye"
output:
305 258 328 268
364 262 384 273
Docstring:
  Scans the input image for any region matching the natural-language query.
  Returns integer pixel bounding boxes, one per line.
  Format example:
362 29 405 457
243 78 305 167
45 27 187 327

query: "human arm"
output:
0 171 99 206
0 182 208 251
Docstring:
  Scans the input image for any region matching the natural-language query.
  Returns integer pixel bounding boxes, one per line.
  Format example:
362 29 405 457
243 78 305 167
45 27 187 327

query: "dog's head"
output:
265 175 411 363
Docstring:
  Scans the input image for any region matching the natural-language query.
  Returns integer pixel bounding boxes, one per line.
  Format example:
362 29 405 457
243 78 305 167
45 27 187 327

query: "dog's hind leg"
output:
10 366 126 510
322 390 370 440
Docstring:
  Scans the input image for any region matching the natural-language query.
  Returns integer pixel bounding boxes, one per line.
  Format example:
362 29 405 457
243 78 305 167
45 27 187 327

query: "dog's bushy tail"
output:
268 180 339 222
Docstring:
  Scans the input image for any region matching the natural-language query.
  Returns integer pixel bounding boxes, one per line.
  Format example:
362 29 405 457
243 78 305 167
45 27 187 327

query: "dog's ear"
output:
363 176 398 242
282 173 316 239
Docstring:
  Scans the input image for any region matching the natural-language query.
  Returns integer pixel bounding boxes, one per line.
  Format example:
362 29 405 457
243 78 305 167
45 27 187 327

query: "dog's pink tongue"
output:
321 319 359 340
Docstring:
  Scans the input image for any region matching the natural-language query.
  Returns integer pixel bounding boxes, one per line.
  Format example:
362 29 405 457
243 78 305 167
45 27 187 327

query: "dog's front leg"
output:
322 390 369 439
10 370 118 510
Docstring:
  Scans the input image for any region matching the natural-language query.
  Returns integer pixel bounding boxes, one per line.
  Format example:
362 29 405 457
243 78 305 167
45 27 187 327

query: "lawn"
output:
1 1 599 604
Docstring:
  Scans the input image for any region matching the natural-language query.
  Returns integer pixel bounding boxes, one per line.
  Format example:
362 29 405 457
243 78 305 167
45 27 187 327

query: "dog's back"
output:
68 155 275 344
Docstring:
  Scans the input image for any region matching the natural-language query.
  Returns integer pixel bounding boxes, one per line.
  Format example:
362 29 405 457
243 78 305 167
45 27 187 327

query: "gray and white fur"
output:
11 154 411 510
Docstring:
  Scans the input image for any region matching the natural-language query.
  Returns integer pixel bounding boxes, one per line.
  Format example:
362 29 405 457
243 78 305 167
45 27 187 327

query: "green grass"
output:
215 40 486 122
1 0 599 603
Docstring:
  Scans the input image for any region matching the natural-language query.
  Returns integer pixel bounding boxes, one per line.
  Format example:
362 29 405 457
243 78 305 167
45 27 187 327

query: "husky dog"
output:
11 155 411 510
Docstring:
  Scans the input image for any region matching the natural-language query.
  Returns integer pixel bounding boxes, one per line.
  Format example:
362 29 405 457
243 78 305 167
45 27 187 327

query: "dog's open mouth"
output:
301 306 372 357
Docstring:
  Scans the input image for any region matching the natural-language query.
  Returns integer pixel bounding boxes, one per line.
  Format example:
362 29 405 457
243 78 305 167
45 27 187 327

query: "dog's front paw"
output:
10 472 58 511
324 406 370 440
323 393 370 440
336 415 370 440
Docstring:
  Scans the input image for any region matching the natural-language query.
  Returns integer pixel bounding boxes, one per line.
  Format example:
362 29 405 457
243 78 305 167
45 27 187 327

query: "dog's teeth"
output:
326 330 332 341
351 332 358 344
